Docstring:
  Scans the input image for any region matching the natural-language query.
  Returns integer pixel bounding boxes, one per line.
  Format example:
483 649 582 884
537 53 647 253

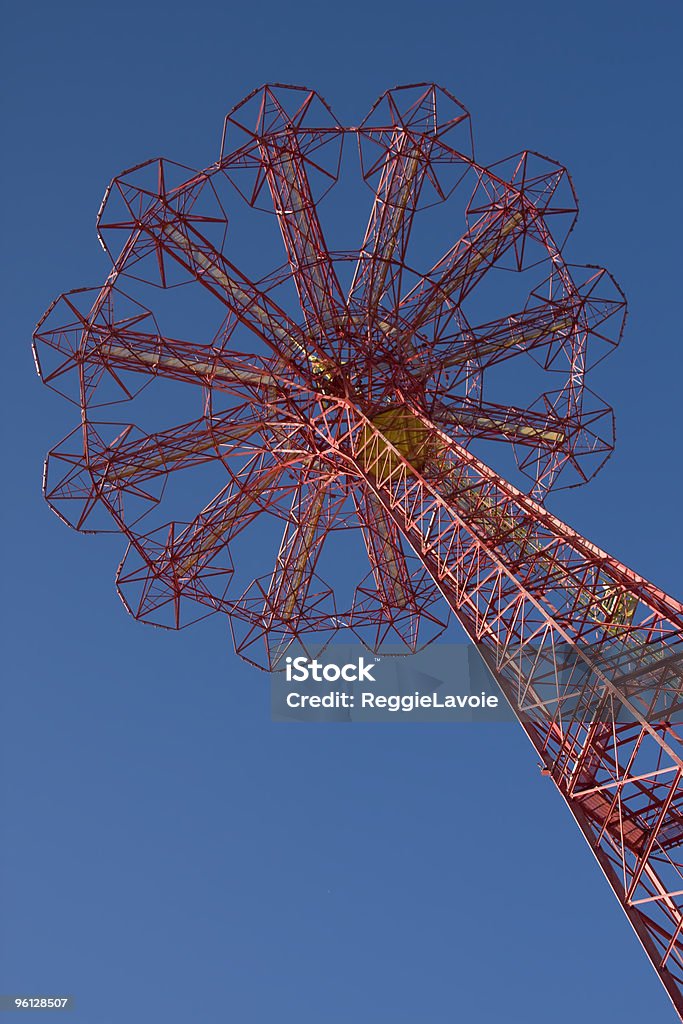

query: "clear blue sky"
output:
2 2 682 1021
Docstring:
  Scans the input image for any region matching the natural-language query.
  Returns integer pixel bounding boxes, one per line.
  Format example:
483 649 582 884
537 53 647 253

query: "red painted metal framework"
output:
34 85 683 1015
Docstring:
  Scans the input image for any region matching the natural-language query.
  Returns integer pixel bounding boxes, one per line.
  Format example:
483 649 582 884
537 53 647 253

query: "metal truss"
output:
33 83 683 1015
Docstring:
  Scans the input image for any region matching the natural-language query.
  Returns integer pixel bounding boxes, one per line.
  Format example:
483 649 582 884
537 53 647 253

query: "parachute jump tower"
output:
34 85 683 1015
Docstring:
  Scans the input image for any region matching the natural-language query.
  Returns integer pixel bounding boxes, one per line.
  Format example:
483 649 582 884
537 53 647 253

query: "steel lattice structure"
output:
34 84 683 1015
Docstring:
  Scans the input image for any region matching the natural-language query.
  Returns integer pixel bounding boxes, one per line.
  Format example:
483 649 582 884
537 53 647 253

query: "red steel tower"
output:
34 84 683 1016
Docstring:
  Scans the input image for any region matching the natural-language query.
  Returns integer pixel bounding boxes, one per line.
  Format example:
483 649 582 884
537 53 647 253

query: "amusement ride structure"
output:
33 84 683 1015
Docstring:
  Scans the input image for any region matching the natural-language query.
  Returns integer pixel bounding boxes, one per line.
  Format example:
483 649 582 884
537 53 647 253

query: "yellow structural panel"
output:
359 405 436 484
